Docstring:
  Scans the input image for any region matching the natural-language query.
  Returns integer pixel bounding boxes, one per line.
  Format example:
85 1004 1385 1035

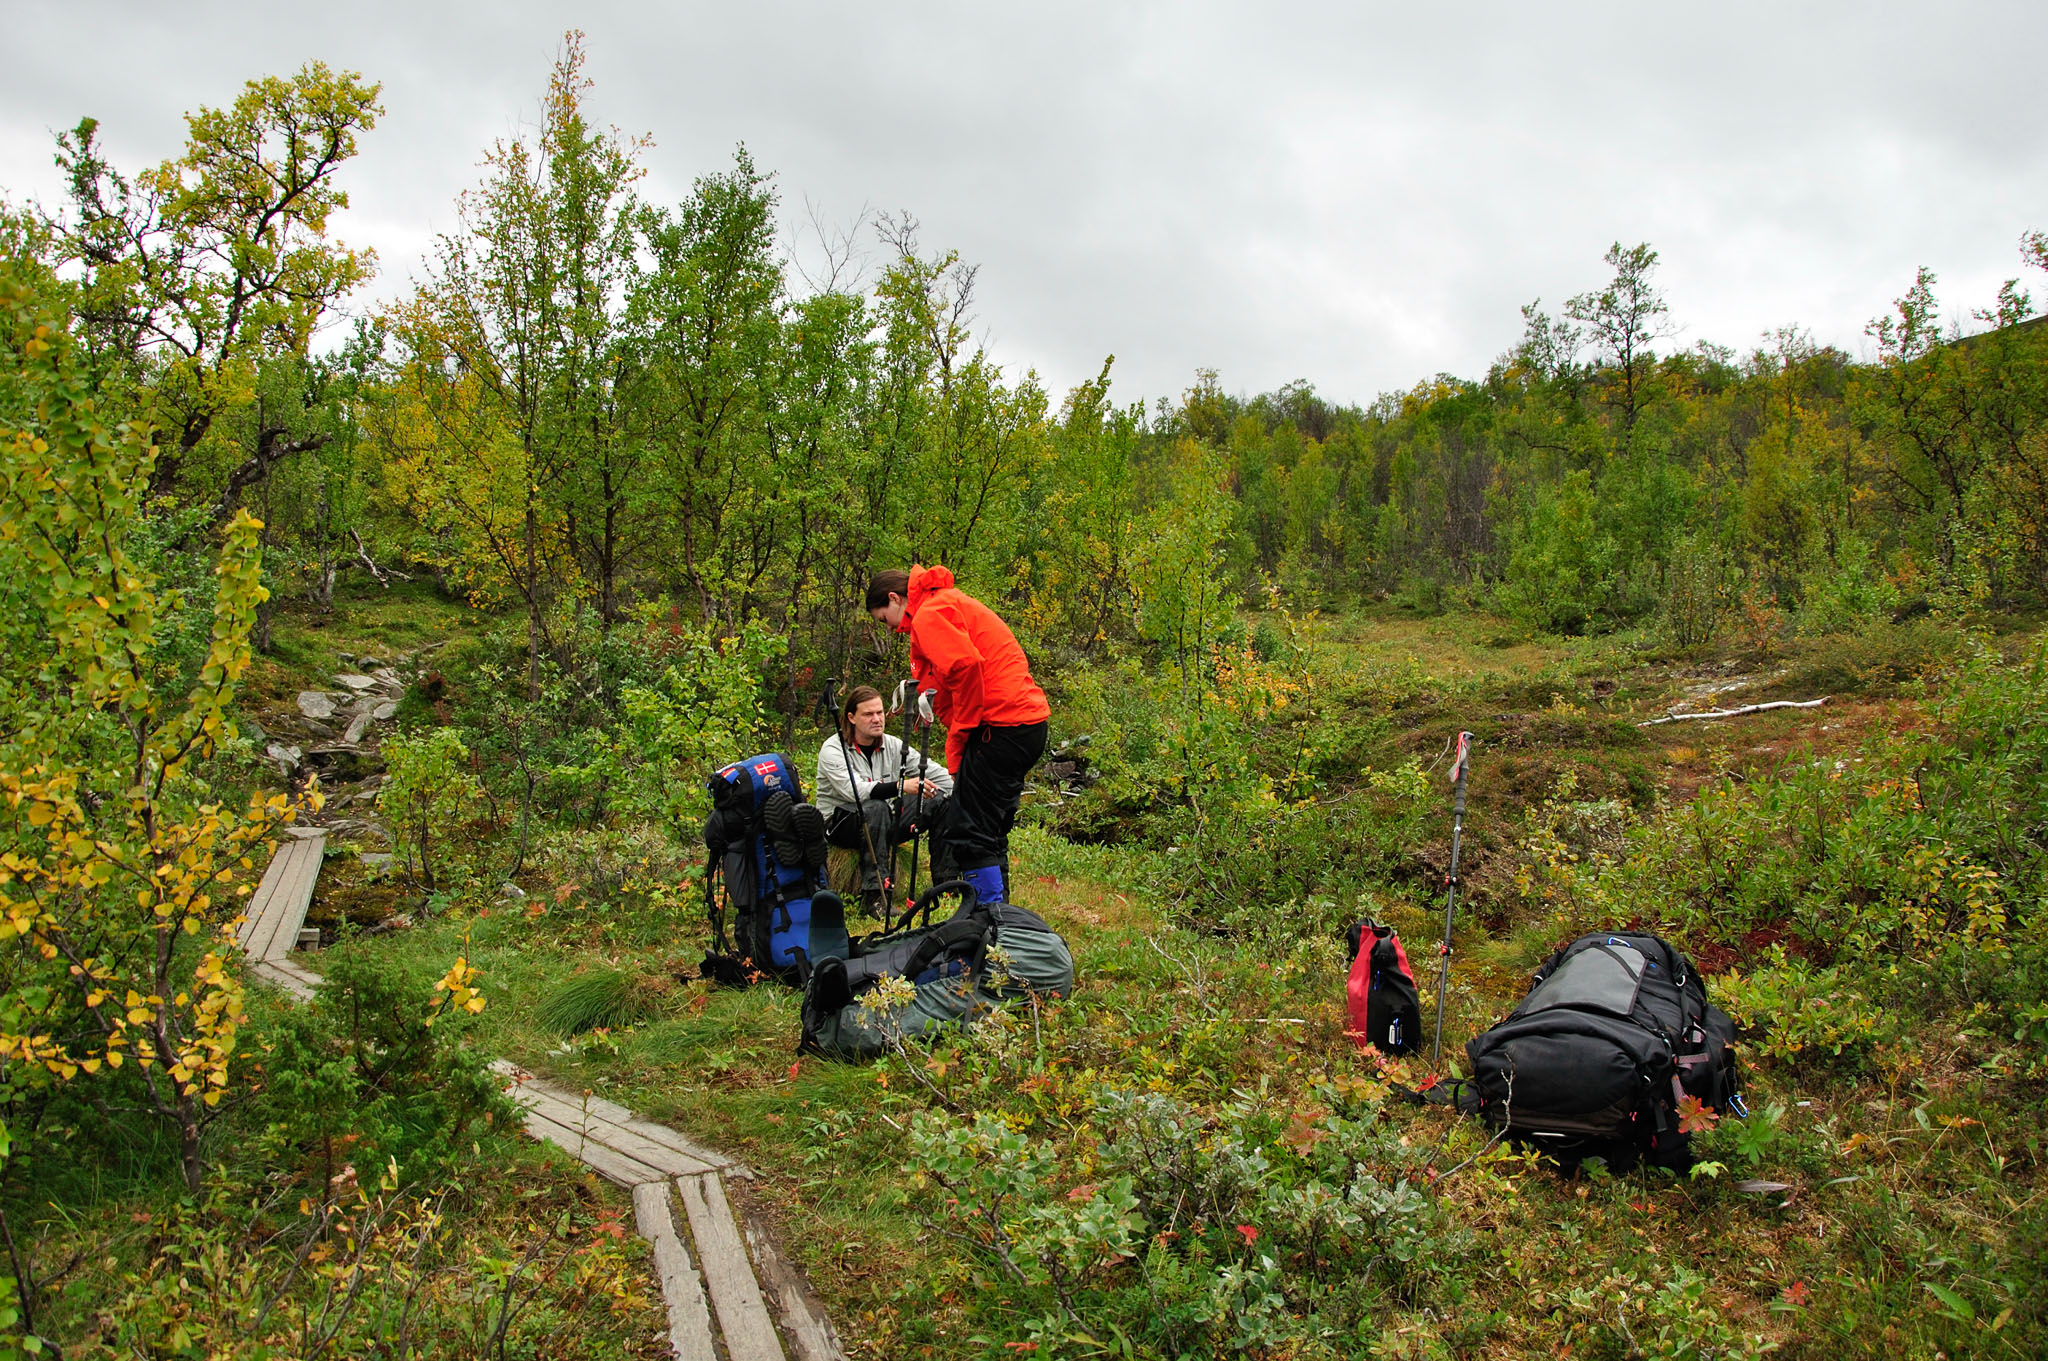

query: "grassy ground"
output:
74 585 2027 1358
344 811 2043 1358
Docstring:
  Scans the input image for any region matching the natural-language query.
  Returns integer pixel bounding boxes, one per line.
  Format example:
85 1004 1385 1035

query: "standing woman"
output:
866 565 1049 906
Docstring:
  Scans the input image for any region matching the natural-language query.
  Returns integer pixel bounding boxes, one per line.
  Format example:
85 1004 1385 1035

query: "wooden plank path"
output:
236 827 326 999
232 831 845 1360
495 1062 846 1361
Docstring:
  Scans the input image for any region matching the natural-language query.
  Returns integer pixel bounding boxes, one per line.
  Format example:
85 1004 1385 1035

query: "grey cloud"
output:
3 0 2043 406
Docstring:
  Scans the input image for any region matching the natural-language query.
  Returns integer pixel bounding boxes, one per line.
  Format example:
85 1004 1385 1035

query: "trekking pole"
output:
891 680 921 911
824 678 891 923
1431 732 1474 1066
904 688 936 907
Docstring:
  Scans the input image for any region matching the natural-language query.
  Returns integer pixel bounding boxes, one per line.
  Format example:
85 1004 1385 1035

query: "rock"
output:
498 882 527 901
265 742 302 776
306 746 384 783
372 667 403 688
343 712 373 745
373 701 399 720
335 674 378 692
322 814 392 844
297 691 337 719
359 851 396 870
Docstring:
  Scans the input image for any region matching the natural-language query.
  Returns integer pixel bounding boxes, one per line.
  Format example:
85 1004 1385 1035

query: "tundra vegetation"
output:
1 34 2044 1360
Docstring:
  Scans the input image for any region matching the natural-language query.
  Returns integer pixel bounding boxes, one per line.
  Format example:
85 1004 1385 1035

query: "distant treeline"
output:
1169 242 2048 640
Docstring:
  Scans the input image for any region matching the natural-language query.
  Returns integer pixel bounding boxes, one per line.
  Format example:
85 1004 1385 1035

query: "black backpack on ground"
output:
798 880 1075 1060
1463 931 1741 1170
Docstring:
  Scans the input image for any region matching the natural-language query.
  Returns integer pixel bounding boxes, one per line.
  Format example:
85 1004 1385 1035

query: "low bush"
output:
249 946 515 1179
902 1075 1466 1357
1774 618 1959 696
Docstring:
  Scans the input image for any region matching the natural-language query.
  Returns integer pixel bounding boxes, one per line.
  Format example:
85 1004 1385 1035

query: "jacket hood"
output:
903 564 956 622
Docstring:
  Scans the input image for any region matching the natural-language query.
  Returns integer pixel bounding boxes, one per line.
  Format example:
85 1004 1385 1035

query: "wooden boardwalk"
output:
494 1061 845 1361
234 830 844 1360
235 827 326 999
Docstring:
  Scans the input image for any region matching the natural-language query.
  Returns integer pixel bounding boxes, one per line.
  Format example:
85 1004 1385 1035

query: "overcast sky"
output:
4 2 2044 408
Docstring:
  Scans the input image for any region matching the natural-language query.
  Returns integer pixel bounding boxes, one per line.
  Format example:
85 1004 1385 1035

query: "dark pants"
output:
944 721 1047 870
827 797 954 881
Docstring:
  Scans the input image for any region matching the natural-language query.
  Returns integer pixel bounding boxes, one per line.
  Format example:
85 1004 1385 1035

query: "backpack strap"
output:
903 914 992 979
703 849 729 954
1393 1076 1479 1114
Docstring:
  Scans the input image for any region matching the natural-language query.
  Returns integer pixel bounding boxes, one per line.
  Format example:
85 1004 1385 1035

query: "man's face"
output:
869 594 905 629
851 697 887 741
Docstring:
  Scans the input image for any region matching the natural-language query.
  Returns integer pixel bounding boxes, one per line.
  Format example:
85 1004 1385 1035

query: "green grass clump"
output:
536 966 654 1036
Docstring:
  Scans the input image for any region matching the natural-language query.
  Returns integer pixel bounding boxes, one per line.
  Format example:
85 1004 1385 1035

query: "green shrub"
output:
249 947 515 1178
379 726 485 894
1161 759 1438 939
1714 953 1898 1067
1776 618 1959 696
902 1077 1458 1357
1797 533 1899 636
1662 532 1733 652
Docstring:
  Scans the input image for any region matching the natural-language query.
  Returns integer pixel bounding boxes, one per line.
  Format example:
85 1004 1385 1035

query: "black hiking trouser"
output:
826 797 954 880
945 721 1047 871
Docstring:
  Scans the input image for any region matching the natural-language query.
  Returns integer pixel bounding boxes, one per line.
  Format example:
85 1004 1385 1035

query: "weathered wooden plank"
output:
506 1084 718 1178
677 1173 785 1361
246 848 300 960
622 1116 742 1175
265 838 326 961
236 837 306 951
520 1107 667 1187
491 1062 738 1172
740 1205 847 1361
634 1182 718 1361
249 958 318 1000
245 835 325 962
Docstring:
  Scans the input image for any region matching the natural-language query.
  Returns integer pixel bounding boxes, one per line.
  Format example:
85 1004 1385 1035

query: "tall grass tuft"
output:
536 967 651 1036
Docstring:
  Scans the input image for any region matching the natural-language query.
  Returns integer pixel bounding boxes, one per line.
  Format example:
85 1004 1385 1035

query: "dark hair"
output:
864 569 911 611
839 684 884 739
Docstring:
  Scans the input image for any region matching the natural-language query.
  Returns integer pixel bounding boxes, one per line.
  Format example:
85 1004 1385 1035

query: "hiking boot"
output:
762 791 805 867
789 802 828 869
807 955 853 1014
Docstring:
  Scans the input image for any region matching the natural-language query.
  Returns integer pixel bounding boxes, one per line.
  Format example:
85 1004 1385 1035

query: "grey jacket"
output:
814 733 954 816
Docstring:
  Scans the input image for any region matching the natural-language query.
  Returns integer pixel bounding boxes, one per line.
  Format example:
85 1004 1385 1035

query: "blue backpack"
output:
701 753 833 985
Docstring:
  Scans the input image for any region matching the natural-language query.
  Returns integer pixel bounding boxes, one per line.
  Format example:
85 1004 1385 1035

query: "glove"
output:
917 689 936 724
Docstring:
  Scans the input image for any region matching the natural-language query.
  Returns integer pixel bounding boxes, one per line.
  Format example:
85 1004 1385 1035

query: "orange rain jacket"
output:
898 564 1050 773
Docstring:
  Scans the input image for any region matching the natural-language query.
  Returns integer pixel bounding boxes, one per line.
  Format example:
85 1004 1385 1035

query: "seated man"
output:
815 685 954 912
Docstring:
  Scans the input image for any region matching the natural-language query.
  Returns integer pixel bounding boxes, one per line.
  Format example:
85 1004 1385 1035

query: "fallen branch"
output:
351 528 412 587
1637 697 1829 727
